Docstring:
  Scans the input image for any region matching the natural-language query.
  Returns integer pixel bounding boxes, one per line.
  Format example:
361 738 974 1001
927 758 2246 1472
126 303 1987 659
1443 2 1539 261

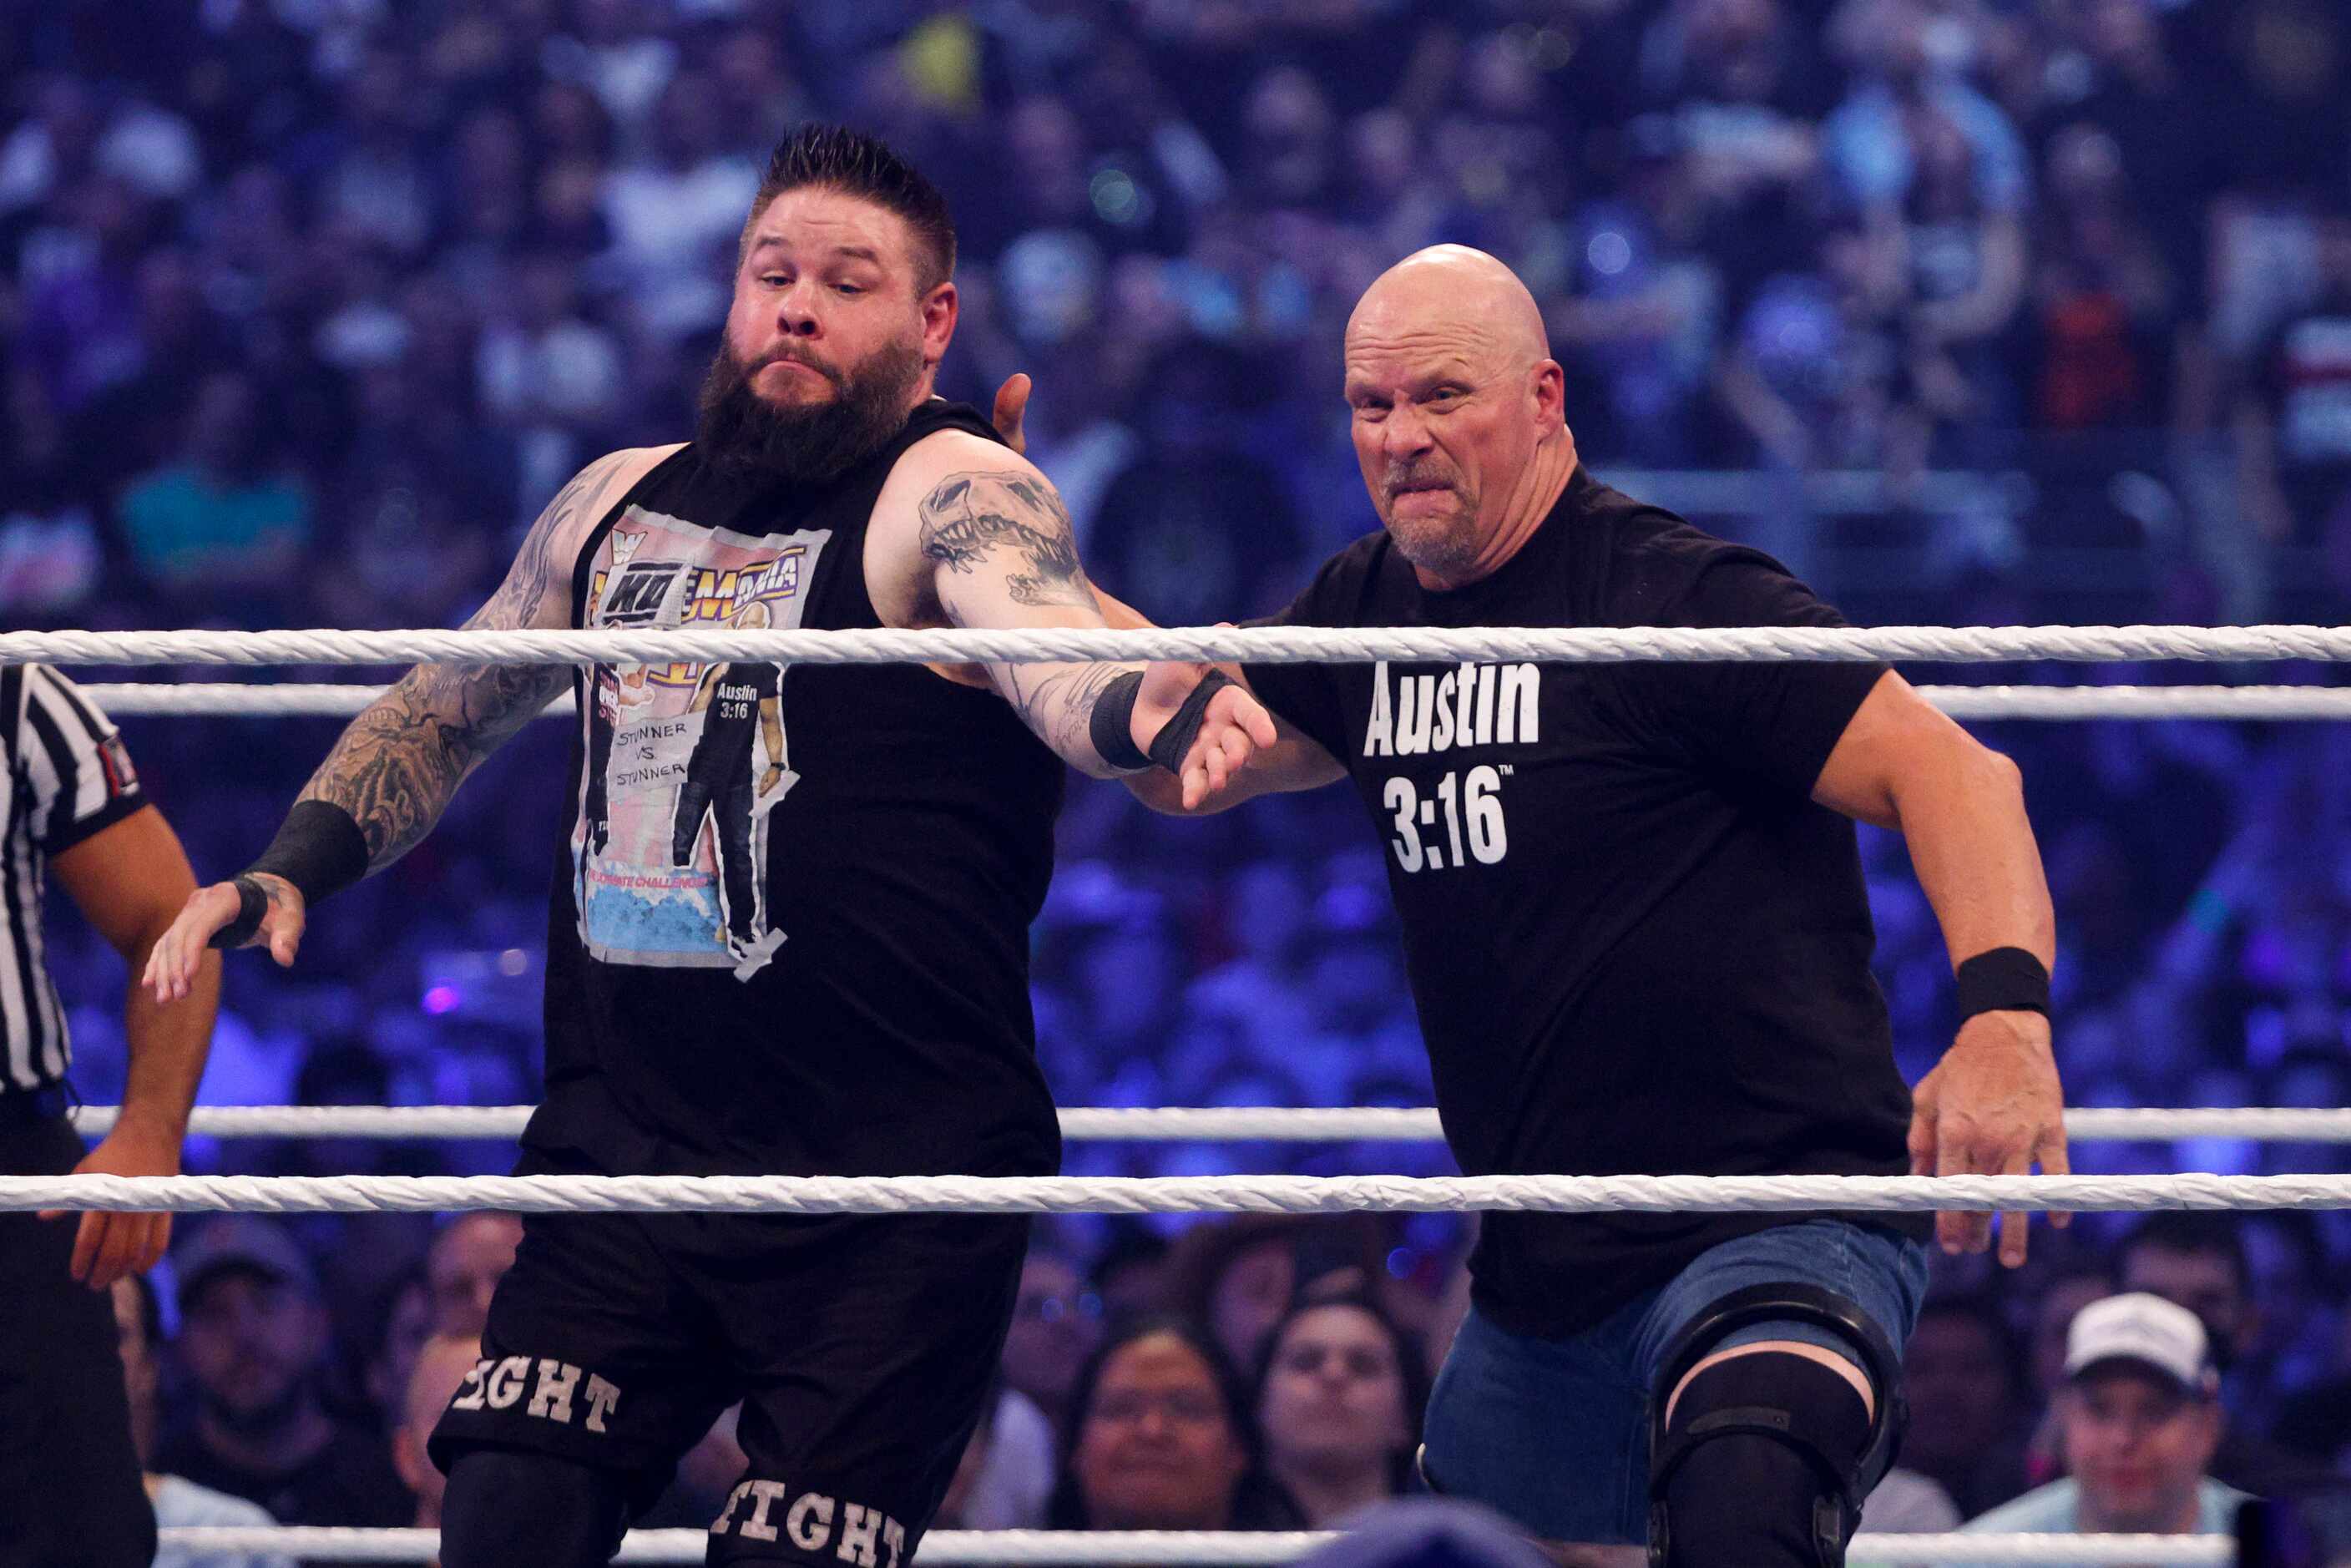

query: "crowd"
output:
10 0 2351 1560
101 1201 2347 1561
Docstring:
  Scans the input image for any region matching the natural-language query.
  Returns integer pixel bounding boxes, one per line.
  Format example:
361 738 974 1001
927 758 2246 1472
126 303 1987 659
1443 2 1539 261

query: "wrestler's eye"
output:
835 281 865 296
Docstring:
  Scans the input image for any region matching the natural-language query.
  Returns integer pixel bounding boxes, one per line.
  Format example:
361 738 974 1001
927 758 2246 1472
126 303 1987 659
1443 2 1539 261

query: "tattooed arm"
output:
867 433 1273 792
144 446 676 995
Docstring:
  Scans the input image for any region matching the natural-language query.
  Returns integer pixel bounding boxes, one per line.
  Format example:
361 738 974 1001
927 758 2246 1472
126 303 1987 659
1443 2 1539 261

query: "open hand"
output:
38 1124 180 1289
1135 663 1278 810
143 873 306 1003
1909 1009 2068 1267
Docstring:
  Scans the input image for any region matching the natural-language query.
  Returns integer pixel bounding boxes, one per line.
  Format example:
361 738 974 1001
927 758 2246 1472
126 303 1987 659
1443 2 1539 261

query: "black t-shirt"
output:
155 1418 411 1533
1244 467 1924 1338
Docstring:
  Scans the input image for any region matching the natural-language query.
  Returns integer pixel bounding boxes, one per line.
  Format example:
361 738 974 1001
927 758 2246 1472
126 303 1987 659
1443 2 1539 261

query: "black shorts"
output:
428 1148 1029 1567
0 1110 155 1568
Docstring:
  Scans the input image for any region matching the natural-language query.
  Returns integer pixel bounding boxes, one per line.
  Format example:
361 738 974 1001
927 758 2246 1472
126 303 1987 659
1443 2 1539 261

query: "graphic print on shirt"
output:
1363 660 1531 873
574 507 830 979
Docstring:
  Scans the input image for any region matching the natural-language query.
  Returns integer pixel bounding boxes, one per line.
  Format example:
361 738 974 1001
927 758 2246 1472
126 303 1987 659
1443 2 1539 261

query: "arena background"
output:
9 0 2351 1546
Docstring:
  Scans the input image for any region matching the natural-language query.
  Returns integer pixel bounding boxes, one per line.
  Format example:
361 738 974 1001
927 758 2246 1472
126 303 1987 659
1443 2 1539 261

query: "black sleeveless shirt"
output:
528 402 1066 1180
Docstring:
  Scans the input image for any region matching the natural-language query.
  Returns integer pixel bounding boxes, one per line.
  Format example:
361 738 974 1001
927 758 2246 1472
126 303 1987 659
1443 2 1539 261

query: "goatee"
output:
695 337 928 485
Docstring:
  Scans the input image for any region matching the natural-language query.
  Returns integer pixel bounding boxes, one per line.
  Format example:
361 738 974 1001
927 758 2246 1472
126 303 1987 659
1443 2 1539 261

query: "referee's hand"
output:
144 873 307 1003
1909 1009 2068 1267
37 1125 179 1289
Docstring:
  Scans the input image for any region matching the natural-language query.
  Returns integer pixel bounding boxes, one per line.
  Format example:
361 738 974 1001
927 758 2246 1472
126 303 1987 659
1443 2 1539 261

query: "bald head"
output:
1342 246 1572 589
1347 246 1550 375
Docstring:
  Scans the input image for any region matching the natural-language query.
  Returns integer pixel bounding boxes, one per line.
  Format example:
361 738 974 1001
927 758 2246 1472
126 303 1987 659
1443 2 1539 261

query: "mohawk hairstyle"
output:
743 124 957 291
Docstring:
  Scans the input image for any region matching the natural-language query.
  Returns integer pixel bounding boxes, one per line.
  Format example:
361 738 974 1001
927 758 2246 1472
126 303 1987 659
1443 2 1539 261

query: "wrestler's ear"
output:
919 279 958 364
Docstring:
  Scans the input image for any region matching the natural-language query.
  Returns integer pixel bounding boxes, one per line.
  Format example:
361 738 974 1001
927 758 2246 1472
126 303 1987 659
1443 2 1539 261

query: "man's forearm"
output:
296 660 567 870
993 660 1139 776
116 932 217 1141
1892 746 2055 969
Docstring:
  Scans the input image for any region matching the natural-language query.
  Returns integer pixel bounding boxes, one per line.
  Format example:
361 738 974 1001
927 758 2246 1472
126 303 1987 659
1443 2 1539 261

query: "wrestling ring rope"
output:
24 619 2323 1566
152 1525 2233 1563
67 681 2351 721
67 1104 2351 1141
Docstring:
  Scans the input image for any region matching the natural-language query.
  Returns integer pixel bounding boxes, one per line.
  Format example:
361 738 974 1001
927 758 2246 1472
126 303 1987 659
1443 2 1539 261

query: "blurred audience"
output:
1956 1293 2245 1550
2117 1212 2334 1495
114 1273 296 1568
1050 1317 1299 1531
1893 1295 2032 1518
155 1217 410 1535
423 1211 522 1338
390 1331 479 1530
1253 1295 1427 1529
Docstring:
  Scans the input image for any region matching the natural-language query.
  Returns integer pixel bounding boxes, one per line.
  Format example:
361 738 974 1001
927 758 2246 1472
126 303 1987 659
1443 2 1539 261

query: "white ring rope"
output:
12 1170 2351 1216
154 1526 2229 1564
75 681 2351 721
11 623 2351 669
68 1104 2351 1143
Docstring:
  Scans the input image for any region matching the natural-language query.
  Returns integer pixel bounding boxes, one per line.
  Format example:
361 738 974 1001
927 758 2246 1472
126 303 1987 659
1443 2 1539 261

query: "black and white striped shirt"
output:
1 666 146 1095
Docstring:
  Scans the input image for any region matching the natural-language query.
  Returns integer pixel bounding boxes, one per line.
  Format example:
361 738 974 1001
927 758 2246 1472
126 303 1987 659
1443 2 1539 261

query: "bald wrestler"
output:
1123 246 2068 1566
143 124 1273 1568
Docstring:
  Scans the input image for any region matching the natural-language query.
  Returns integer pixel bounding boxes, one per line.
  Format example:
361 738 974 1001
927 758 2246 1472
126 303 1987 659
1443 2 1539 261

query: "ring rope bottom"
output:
67 1103 2351 1142
155 1527 2230 1564
13 1169 2351 1216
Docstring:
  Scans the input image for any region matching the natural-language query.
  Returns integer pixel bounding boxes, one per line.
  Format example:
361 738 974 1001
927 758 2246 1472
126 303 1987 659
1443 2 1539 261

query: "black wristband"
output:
245 800 371 912
1088 670 1152 771
206 876 270 950
1954 946 2050 1019
1146 669 1236 776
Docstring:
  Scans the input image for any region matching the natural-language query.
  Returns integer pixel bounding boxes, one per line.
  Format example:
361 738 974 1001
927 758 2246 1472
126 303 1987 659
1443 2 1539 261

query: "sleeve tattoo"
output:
917 470 1100 610
917 468 1145 768
296 453 624 867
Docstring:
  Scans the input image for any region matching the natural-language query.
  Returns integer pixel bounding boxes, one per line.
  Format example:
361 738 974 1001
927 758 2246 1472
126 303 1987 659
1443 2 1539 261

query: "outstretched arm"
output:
144 446 670 998
1088 590 1346 815
874 436 1275 804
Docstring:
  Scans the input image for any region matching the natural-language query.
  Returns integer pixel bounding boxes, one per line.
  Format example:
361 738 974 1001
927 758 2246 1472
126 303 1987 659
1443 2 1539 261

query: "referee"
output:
1 665 220 1568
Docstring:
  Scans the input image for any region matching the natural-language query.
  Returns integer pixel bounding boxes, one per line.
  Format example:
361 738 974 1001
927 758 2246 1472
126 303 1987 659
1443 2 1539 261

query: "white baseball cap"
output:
2064 1292 2216 1393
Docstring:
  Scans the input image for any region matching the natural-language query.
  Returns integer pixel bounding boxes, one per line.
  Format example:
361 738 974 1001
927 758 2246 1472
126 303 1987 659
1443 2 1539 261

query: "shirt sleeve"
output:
1238 562 1354 762
14 667 147 854
1614 552 1888 799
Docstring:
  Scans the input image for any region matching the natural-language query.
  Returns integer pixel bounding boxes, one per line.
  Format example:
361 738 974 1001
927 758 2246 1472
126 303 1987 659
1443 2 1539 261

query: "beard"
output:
695 336 928 485
1377 463 1482 581
200 1371 313 1439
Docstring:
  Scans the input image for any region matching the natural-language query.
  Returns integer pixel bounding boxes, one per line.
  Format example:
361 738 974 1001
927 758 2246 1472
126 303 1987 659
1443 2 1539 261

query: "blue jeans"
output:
1420 1220 1931 1545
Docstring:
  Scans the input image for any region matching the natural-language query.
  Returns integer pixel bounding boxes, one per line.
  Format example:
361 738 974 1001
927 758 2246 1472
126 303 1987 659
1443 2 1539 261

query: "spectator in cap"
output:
110 1274 295 1568
155 1216 411 1542
1952 1293 2248 1555
2118 1213 2333 1495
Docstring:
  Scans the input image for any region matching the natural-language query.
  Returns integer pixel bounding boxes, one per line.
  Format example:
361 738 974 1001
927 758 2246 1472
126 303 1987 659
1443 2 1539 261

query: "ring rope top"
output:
154 1525 2232 1565
10 622 2351 667
12 1170 2351 1216
76 682 2351 721
67 1104 2351 1143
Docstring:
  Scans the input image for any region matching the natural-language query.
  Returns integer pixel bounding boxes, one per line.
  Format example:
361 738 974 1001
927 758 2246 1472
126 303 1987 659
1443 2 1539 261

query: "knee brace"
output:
1646 1285 1905 1568
438 1445 635 1568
